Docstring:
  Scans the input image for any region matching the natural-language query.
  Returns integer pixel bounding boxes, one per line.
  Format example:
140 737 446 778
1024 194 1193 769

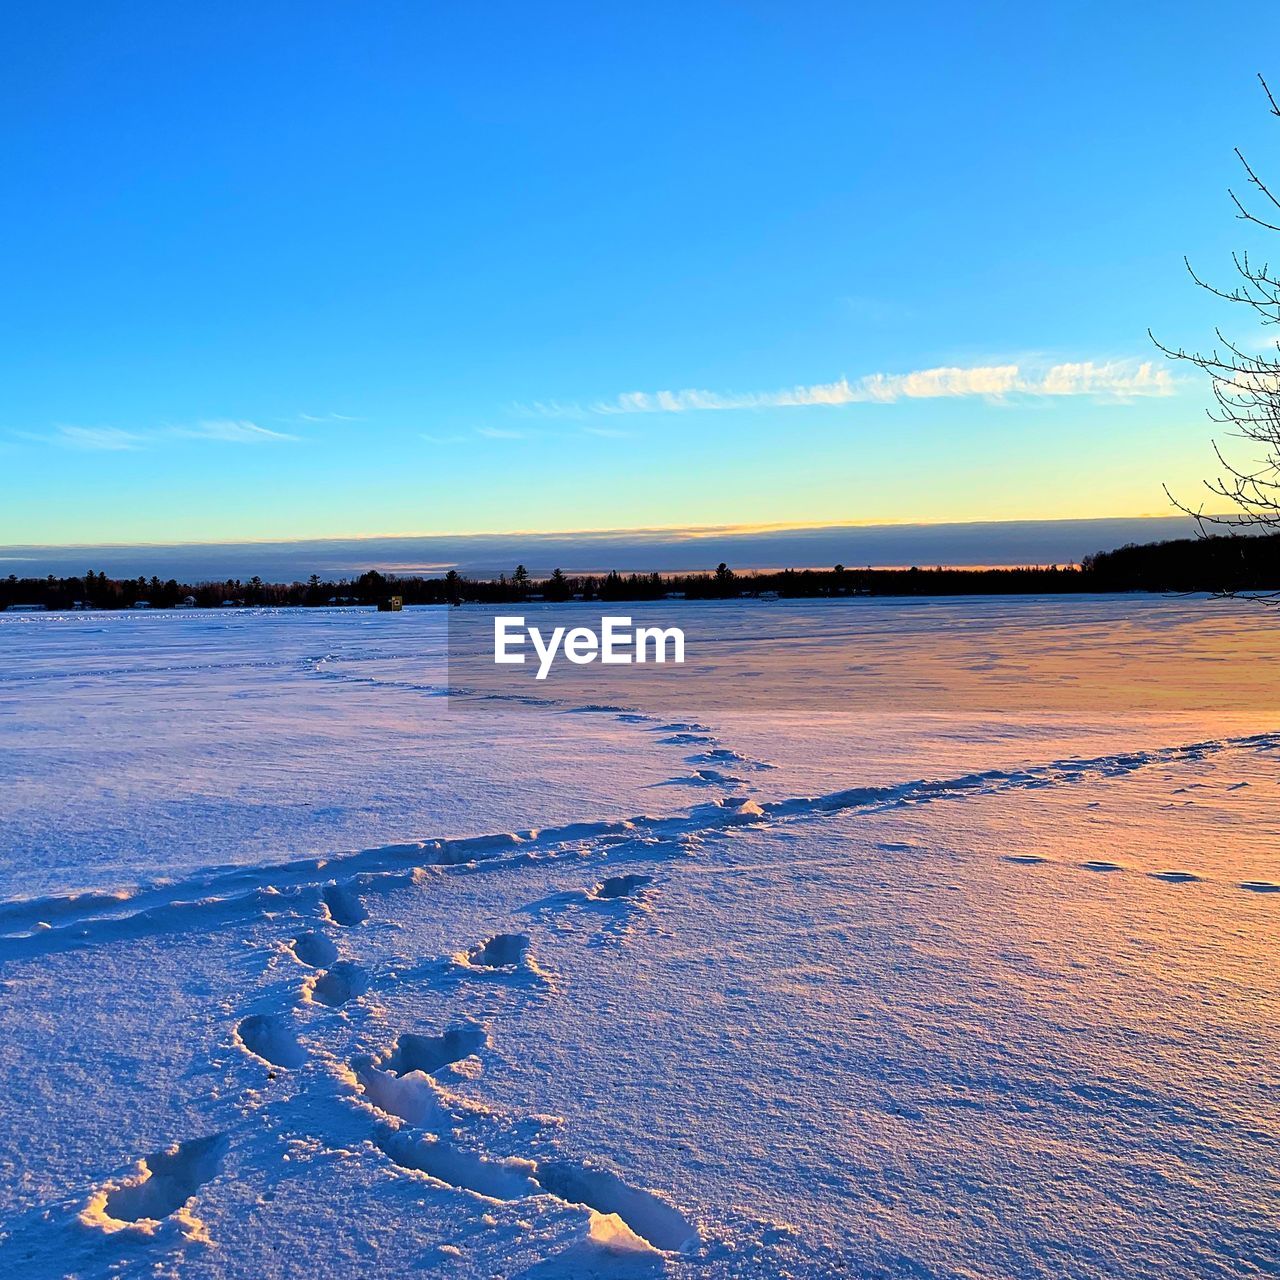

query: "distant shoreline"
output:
0 592 1235 617
3 533 1277 611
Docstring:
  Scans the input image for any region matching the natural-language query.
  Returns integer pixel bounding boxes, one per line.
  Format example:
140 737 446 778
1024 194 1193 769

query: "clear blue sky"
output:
3 1 1278 545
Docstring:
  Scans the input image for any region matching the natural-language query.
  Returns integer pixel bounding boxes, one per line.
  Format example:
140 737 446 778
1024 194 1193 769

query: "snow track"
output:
2 730 1276 963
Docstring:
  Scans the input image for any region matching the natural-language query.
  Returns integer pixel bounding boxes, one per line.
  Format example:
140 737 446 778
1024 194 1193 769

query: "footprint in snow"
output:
385 1023 488 1076
372 1131 697 1254
654 768 745 789
374 1124 540 1201
289 930 339 968
452 932 550 982
687 747 777 771
535 1159 700 1254
304 959 369 1007
321 881 368 927
351 1023 491 1128
81 1134 227 1236
466 933 529 968
589 874 652 901
353 1057 455 1128
236 1012 307 1068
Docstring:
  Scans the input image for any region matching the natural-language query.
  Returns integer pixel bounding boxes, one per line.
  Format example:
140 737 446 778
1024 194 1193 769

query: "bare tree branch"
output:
1159 73 1280 596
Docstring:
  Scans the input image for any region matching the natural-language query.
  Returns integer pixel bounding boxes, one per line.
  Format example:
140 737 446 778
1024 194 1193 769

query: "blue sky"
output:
3 1 1279 546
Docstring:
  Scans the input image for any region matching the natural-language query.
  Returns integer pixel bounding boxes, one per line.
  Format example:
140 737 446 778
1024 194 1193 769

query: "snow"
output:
1 597 1278 1278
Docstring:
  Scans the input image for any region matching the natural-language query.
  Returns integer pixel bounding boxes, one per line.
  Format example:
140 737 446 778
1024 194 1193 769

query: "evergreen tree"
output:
546 568 571 601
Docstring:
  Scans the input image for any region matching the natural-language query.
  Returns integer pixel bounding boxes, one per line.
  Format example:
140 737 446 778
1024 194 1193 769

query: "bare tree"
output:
1153 74 1280 536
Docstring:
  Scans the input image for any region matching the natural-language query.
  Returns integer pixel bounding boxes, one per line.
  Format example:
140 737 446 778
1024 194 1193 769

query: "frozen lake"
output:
0 597 1277 1278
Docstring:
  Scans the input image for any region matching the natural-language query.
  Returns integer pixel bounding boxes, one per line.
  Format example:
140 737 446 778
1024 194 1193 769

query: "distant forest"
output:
2 533 1278 611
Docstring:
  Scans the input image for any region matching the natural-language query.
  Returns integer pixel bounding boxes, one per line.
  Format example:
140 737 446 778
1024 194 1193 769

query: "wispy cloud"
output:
530 359 1176 418
12 417 305 452
1030 361 1174 397
475 426 525 439
518 399 588 420
172 419 300 443
36 425 147 451
294 411 364 424
420 432 469 445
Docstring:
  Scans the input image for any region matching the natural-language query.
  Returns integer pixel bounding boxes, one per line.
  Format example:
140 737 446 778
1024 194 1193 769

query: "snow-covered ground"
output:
1 598 1277 1278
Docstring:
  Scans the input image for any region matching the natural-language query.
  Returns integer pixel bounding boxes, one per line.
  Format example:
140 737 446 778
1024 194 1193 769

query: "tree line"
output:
3 534 1277 611
1081 531 1280 595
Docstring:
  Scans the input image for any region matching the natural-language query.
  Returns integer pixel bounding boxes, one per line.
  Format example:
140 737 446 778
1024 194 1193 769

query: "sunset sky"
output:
3 1 1279 546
